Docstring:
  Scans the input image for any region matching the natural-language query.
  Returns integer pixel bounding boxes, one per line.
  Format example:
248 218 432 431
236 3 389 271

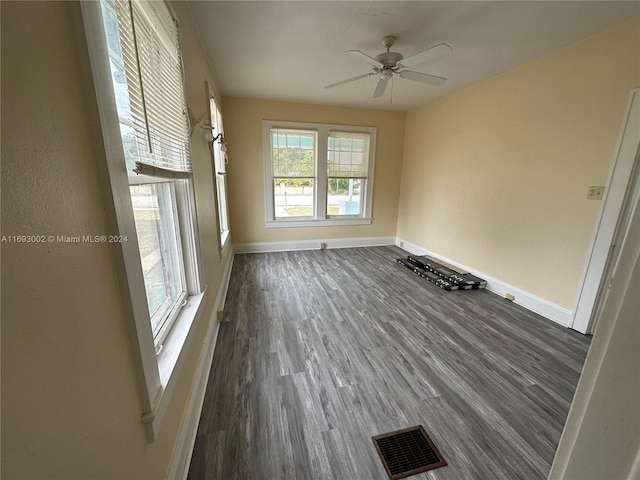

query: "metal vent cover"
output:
372 425 447 479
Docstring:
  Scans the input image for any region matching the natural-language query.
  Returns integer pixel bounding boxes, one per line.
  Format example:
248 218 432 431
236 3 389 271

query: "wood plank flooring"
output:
188 246 590 480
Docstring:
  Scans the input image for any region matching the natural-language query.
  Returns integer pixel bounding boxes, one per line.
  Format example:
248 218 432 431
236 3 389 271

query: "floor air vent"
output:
372 425 447 479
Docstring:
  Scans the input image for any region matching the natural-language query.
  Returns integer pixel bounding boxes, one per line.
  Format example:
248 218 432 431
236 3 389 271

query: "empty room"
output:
2 1 639 480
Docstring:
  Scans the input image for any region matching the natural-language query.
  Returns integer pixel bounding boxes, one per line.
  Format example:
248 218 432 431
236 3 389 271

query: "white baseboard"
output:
396 238 572 327
214 249 235 322
234 236 396 254
167 248 234 480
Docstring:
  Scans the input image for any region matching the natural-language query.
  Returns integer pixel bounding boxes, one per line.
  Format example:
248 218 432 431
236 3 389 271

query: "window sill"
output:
141 289 207 442
266 217 372 228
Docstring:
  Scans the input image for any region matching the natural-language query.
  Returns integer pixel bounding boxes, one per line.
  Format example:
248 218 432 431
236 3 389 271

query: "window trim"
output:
206 83 231 251
262 120 376 228
79 0 206 442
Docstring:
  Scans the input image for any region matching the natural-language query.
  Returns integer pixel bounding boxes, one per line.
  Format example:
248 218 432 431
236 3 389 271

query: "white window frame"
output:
207 85 230 250
79 0 206 442
262 120 376 228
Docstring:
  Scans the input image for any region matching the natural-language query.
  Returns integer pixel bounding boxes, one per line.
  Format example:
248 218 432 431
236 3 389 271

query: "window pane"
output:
109 56 131 118
216 174 229 232
271 129 316 177
130 182 185 337
327 178 362 216
274 178 314 218
100 0 122 57
119 123 139 175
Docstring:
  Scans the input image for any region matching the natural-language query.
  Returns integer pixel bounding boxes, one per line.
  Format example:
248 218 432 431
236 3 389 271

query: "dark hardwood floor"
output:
188 246 590 480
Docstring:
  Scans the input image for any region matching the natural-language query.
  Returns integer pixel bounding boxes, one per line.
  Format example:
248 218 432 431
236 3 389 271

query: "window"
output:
207 90 230 248
81 0 205 441
271 128 316 219
101 0 200 348
327 131 371 217
130 180 186 343
263 121 376 227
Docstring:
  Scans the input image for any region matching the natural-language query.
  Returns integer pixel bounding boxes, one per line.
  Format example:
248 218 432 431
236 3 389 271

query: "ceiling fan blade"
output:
346 50 383 67
398 70 447 86
325 72 374 89
398 43 452 68
373 77 389 98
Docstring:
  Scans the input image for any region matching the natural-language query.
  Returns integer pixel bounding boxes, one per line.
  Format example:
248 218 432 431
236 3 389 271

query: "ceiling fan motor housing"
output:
374 51 403 68
375 35 403 69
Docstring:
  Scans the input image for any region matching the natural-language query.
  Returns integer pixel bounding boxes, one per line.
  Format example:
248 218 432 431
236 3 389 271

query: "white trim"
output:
629 448 640 479
262 122 276 223
165 313 219 480
176 179 205 295
214 247 235 322
234 236 395 254
167 249 234 480
146 290 206 441
396 238 572 327
79 0 160 417
316 130 328 219
220 229 230 251
570 88 640 334
265 217 372 228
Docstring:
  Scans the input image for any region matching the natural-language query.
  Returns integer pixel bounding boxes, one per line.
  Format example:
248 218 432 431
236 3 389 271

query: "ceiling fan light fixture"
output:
381 69 394 80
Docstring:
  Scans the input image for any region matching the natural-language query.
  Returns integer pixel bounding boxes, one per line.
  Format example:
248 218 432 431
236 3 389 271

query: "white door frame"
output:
570 88 640 334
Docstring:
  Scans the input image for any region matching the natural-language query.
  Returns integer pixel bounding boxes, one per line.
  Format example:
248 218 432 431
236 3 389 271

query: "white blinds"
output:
115 0 191 176
327 131 370 178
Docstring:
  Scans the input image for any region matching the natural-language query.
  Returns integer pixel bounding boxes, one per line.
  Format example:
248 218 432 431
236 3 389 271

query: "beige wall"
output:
222 97 406 245
397 18 640 308
1 2 229 478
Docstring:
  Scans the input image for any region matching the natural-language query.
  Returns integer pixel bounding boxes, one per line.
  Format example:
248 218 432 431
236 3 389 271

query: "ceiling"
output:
188 1 639 112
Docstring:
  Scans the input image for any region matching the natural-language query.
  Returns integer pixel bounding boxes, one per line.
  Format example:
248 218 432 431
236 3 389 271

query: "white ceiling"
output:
188 1 639 111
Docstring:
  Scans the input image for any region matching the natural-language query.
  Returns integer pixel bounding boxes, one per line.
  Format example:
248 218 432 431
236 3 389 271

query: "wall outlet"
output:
587 186 605 200
505 293 515 302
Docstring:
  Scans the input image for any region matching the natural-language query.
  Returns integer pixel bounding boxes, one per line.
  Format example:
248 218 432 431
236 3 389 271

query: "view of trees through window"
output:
271 129 365 218
272 132 314 180
272 130 315 218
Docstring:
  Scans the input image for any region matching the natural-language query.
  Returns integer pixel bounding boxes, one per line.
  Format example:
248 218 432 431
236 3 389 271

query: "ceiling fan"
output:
325 36 452 99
